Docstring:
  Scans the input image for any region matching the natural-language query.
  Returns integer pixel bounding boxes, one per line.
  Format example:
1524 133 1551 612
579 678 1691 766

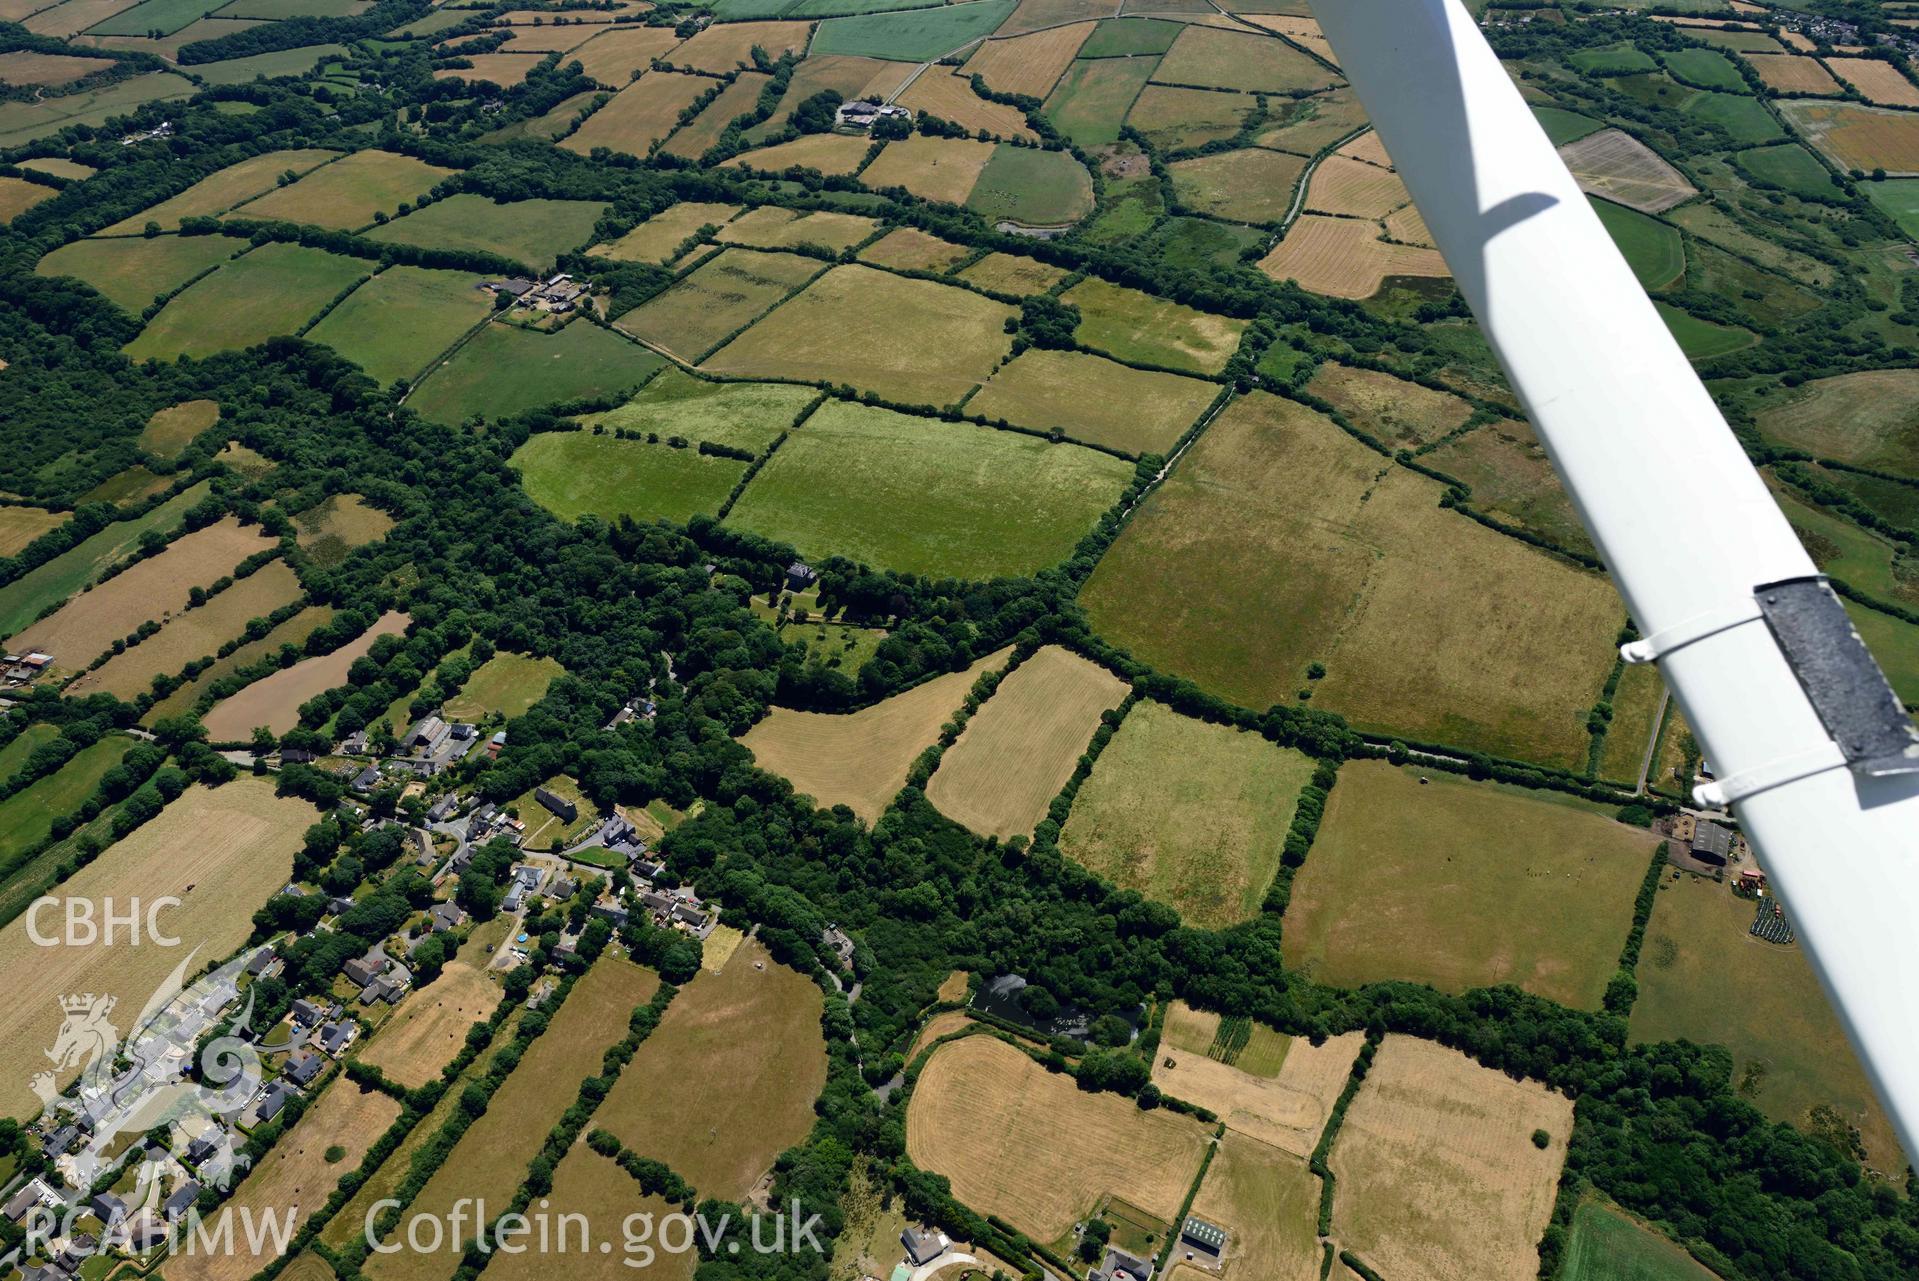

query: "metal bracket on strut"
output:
1619 601 1765 666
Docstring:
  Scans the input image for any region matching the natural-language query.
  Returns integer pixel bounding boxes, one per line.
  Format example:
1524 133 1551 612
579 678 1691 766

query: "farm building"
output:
1691 820 1734 865
1180 1218 1228 1260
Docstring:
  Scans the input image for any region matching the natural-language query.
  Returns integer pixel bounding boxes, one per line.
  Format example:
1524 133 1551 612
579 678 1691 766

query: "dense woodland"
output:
2 4 1919 1281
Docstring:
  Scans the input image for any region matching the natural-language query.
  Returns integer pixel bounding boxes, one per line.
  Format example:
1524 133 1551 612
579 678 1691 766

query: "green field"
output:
1848 601 1919 704
365 195 608 273
1734 143 1833 198
1570 42 1658 76
1630 872 1906 1172
1283 760 1658 1009
195 44 349 85
511 431 749 525
1140 216 1266 270
1168 148 1307 225
1044 58 1157 148
304 265 496 387
1557 1201 1718 1281
407 320 662 426
1597 661 1666 786
811 0 1018 60
619 247 823 362
443 652 564 722
101 149 341 235
580 366 814 452
0 725 59 787
1591 197 1684 290
225 150 456 231
0 482 211 639
1681 90 1783 144
89 0 223 38
1078 17 1180 57
724 399 1132 579
1533 106 1605 146
1659 47 1745 92
0 738 135 883
0 73 195 148
1655 301 1754 360
1125 84 1257 151
125 243 366 363
1770 481 1919 610
1864 177 1919 239
36 234 235 314
965 145 1093 227
1064 277 1247 375
1059 701 1316 928
967 347 1217 456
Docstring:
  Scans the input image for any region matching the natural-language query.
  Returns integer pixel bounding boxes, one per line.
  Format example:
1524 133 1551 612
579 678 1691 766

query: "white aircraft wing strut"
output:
1309 0 1919 1160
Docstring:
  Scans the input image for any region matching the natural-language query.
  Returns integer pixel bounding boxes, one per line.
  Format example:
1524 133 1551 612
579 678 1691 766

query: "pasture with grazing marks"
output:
1629 872 1905 1173
225 150 457 230
7 516 277 670
1258 213 1449 299
1558 128 1696 213
125 243 367 363
1152 1027 1365 1159
305 266 497 388
811 0 1017 61
408 319 663 427
906 1034 1211 1241
618 246 823 361
1423 417 1592 559
1045 57 1158 148
1306 362 1472 447
1079 393 1618 765
1168 147 1308 225
36 234 237 313
1253 85 1369 155
927 646 1128 839
966 144 1096 226
1126 84 1258 151
957 251 1068 294
479 1148 690 1281
203 609 409 740
967 347 1218 456
167 1081 402 1281
725 400 1131 579
702 264 1016 404
1059 702 1317 928
1282 761 1656 1008
1329 1037 1572 1281
596 938 826 1200
358 945 505 1088
561 71 714 158
590 201 741 262
64 559 303 700
742 649 1011 822
1064 276 1246 375
0 778 311 1119
364 959 661 1281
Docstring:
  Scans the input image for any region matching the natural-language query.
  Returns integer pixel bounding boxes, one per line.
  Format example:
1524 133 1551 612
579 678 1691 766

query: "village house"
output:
283 1050 324 1088
429 901 466 932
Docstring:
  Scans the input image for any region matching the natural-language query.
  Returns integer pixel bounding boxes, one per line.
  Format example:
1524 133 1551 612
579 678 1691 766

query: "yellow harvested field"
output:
742 648 1012 822
0 176 56 221
1258 214 1448 299
858 226 972 271
1557 128 1696 214
1743 53 1842 94
139 399 220 458
900 67 1036 140
964 22 1093 98
203 609 410 740
0 49 108 85
1330 1037 1573 1281
926 646 1129 840
493 23 601 53
0 778 311 1118
590 201 741 263
435 53 544 87
910 1009 975 1062
966 346 1218 456
1304 153 1411 218
562 71 714 157
65 560 303 700
1825 56 1919 107
1184 1132 1322 1281
0 506 66 557
7 516 277 671
715 204 879 251
956 251 1067 294
661 70 772 159
1381 202 1432 246
1780 99 1919 172
673 19 809 73
565 25 684 86
1244 13 1337 66
168 1081 401 1281
859 134 997 204
1336 129 1392 169
936 970 969 1002
722 132 873 176
1305 361 1472 447
1152 1032 1364 1158
596 938 826 1200
481 1147 690 1281
908 1035 1211 1241
358 954 504 1088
